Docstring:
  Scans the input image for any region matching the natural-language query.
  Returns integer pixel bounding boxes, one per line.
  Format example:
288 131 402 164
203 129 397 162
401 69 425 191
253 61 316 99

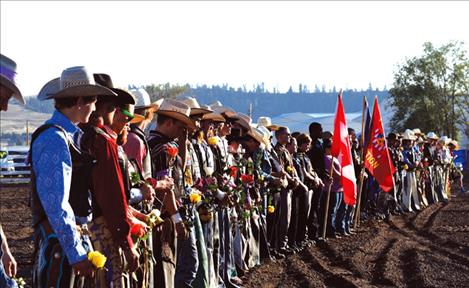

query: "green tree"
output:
143 83 190 102
389 41 469 140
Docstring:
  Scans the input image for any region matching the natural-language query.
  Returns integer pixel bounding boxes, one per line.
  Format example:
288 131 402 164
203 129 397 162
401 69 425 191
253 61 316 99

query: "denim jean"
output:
175 216 199 288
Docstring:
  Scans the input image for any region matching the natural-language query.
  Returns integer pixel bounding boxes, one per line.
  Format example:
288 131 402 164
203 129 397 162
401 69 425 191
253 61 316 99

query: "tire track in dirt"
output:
370 238 398 287
399 248 430 288
299 249 361 288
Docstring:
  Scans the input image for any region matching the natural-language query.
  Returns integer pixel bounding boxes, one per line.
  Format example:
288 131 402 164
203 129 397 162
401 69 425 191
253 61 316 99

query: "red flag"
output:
364 97 395 192
331 93 357 205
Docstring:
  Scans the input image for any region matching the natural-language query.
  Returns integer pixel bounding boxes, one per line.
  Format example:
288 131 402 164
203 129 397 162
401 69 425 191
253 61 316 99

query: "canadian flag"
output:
331 93 357 205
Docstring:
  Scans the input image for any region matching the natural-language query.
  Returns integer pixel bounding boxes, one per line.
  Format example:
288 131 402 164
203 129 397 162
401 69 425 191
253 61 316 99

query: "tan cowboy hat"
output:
413 128 424 136
212 106 238 120
235 113 252 131
178 96 212 116
155 98 195 129
257 116 280 131
202 112 226 122
38 67 117 100
0 54 24 104
130 88 161 111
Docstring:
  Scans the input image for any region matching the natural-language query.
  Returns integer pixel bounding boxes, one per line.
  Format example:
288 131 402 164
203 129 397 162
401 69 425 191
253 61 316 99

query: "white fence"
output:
0 146 31 184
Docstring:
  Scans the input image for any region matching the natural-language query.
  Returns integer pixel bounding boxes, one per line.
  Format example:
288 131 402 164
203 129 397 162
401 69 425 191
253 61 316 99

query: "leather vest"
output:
30 124 94 227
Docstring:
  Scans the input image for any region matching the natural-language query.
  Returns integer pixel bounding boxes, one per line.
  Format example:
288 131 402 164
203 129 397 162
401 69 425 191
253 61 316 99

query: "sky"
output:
1 1 469 97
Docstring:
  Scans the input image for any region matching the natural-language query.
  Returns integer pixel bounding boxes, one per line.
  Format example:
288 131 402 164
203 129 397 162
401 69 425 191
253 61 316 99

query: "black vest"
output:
29 124 94 227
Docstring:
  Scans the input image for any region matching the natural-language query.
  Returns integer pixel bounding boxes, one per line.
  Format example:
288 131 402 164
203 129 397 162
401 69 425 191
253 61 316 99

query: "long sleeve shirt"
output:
31 111 87 265
82 124 133 249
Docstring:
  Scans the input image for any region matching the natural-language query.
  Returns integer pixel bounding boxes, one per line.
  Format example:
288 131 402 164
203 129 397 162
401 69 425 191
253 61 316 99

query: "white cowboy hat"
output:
129 88 161 111
257 125 272 147
257 116 280 131
438 136 451 145
402 129 417 140
155 99 195 129
426 132 439 140
247 126 266 145
178 96 212 116
0 54 24 104
413 128 423 136
38 66 117 100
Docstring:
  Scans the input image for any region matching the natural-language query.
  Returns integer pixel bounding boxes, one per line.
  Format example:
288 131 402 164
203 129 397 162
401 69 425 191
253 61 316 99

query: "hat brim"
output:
190 107 212 116
202 112 226 122
266 124 280 131
136 98 163 112
130 114 146 124
38 77 117 100
247 129 265 145
156 110 195 129
235 118 251 131
0 74 25 104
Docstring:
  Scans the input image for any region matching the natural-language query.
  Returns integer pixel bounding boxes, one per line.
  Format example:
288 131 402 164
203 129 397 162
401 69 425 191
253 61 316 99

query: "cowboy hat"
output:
212 106 238 120
235 113 252 131
413 128 424 136
202 112 226 122
0 54 24 104
178 96 212 116
156 98 195 129
257 116 280 131
257 125 272 148
93 73 135 105
438 136 451 145
247 126 266 145
38 67 117 100
426 132 439 140
129 88 161 111
401 130 416 141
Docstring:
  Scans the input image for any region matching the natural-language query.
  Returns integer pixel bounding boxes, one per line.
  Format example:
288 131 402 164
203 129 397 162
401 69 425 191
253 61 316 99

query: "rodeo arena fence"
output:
0 146 31 184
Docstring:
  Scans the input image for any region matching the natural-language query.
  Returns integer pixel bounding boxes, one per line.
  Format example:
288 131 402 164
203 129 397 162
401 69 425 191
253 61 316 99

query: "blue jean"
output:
328 191 343 235
0 235 18 288
175 218 199 288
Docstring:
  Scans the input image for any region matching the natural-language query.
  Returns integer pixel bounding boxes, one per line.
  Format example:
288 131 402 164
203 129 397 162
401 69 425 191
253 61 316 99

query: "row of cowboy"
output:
0 57 460 288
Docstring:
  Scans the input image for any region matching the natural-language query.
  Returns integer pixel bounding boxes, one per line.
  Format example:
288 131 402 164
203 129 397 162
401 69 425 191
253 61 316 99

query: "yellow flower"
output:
207 137 219 146
189 193 202 204
403 164 409 170
286 166 293 174
268 205 275 214
146 210 164 228
88 251 107 269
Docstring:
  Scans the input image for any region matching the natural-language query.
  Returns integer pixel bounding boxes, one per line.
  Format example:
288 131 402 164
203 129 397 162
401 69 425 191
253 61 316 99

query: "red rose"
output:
130 223 146 238
229 166 238 178
146 178 157 189
166 146 179 157
240 174 254 184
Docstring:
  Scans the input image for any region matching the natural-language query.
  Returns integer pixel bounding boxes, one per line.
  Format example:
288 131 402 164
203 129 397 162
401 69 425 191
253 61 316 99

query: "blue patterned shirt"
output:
31 110 87 265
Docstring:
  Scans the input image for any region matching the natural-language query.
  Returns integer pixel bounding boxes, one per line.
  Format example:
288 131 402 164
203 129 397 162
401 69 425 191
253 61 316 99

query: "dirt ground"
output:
1 178 468 287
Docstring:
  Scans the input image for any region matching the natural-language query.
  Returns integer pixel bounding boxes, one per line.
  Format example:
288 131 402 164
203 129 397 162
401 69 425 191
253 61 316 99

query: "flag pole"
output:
321 90 342 240
353 96 368 228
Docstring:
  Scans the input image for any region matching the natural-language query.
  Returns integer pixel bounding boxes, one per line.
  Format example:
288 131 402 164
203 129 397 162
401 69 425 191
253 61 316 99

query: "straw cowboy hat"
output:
38 67 117 100
178 96 212 116
247 126 266 145
235 113 252 131
413 128 424 136
202 112 226 122
93 73 135 105
129 88 162 111
257 125 273 148
0 54 24 104
426 132 439 140
257 116 280 131
156 98 195 129
438 136 451 145
401 129 417 141
212 106 238 120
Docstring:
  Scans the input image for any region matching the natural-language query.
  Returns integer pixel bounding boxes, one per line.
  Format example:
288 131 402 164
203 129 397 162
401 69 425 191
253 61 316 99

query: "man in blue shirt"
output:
31 66 116 287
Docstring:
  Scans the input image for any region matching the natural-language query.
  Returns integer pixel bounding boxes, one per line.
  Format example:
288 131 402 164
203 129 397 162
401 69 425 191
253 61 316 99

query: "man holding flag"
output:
322 92 357 239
